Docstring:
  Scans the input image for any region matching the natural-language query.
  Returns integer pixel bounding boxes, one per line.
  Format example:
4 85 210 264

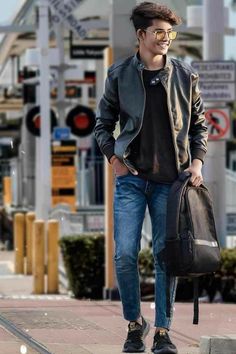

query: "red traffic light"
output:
26 106 57 136
66 105 95 137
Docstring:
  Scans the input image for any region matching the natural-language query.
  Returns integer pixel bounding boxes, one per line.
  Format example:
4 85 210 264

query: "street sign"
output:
199 82 235 102
205 108 230 140
192 61 236 82
48 0 87 38
53 127 71 140
70 45 107 59
227 213 236 235
191 60 236 102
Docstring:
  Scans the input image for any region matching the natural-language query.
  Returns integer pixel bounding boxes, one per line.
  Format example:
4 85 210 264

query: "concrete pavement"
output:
0 251 235 354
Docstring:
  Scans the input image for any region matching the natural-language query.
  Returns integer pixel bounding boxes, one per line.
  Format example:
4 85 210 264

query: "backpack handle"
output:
166 171 208 239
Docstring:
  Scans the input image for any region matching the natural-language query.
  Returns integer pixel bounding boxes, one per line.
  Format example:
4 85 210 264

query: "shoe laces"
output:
126 322 143 343
154 331 171 345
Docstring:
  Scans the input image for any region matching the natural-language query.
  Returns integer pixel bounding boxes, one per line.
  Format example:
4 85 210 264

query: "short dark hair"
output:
130 2 182 31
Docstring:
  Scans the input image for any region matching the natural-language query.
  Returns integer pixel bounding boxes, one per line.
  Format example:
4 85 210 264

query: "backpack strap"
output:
166 172 208 239
193 277 199 324
166 171 191 239
165 172 191 320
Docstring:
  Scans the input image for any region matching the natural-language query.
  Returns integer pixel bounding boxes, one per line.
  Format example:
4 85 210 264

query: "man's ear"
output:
137 29 145 41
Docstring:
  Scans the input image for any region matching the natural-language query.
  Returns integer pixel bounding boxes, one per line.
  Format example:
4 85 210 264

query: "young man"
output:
94 2 208 353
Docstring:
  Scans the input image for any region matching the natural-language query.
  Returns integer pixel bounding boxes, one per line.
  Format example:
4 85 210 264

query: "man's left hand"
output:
184 159 203 187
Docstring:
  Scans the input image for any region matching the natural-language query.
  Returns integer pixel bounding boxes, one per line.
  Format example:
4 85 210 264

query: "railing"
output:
50 205 104 236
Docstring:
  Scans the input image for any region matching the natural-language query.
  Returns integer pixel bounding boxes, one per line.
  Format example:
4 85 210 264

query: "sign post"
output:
201 0 227 247
36 0 51 220
188 0 234 246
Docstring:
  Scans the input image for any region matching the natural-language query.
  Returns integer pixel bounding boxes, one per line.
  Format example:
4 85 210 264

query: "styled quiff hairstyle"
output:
130 1 182 31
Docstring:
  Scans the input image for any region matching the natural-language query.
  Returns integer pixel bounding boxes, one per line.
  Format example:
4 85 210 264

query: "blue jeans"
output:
114 172 177 329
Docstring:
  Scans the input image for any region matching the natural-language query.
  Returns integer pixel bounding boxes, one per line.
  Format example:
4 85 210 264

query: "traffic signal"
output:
26 106 57 136
21 67 37 104
66 105 95 137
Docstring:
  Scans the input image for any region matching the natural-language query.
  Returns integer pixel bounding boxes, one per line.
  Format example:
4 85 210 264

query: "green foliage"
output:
138 247 154 279
59 232 236 302
220 248 236 275
138 247 236 276
59 233 104 299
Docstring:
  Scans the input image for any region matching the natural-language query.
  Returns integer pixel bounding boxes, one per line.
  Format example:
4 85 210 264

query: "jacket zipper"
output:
160 77 180 172
123 69 146 174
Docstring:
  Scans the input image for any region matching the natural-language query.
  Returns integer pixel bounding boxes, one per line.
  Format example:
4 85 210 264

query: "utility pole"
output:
55 23 66 128
203 0 226 247
36 0 51 219
103 0 136 299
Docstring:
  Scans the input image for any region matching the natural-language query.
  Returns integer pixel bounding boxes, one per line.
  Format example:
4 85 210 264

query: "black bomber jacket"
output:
94 53 208 174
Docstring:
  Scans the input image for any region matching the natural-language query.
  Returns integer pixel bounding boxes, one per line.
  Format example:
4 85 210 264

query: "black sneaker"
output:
151 330 178 354
122 316 150 353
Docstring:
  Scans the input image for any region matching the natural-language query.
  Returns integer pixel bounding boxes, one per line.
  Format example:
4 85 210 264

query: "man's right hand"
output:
110 155 129 177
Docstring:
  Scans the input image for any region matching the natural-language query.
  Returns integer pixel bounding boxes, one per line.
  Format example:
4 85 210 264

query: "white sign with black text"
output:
47 0 87 38
191 60 236 102
192 61 235 82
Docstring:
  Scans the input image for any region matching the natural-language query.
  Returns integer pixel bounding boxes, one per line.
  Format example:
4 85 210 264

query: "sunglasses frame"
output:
143 29 178 41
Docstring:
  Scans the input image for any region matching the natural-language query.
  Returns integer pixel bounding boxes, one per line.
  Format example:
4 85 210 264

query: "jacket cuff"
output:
103 144 115 162
191 148 206 164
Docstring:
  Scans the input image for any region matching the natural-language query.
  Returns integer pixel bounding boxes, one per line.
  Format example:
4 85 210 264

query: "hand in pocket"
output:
111 156 129 176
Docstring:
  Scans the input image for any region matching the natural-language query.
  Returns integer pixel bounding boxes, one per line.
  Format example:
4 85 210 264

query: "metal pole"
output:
203 0 226 247
36 0 51 219
55 23 65 128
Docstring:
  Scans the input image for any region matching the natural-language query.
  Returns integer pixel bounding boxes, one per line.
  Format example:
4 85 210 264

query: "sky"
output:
0 0 23 23
0 0 236 59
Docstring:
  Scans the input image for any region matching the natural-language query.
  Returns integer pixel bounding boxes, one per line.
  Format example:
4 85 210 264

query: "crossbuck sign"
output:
47 0 87 38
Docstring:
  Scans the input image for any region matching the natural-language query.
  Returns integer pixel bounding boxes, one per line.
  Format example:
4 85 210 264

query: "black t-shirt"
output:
129 69 178 183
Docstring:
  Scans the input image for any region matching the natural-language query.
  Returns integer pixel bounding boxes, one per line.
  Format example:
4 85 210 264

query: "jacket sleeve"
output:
94 71 120 162
189 72 208 163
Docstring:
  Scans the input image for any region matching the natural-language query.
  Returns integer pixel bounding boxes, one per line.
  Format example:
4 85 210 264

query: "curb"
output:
200 334 236 354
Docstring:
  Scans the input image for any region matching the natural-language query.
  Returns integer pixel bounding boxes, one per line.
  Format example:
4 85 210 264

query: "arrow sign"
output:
48 0 87 38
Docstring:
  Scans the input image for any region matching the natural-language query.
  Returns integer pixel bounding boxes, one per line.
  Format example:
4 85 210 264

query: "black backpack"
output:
164 172 221 324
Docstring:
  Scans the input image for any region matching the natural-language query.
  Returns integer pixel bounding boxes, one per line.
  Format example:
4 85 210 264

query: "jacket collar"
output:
132 51 171 73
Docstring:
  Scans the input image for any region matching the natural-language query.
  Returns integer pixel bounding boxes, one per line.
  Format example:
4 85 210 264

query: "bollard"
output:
25 212 36 275
47 220 59 294
14 213 25 274
3 176 12 206
33 220 45 294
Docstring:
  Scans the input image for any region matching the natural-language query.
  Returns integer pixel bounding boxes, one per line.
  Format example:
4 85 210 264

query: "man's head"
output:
130 2 182 56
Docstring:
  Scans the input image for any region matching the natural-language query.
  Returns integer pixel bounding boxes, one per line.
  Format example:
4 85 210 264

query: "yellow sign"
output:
51 142 77 211
52 195 76 212
52 166 76 189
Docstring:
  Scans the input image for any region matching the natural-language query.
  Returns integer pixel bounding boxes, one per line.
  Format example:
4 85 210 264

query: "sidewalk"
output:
0 251 235 354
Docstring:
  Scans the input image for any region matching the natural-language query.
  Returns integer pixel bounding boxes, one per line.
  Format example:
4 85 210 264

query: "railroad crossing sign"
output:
48 0 87 38
205 108 230 140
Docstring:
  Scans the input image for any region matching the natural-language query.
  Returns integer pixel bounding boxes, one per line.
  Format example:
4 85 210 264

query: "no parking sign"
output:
205 108 230 140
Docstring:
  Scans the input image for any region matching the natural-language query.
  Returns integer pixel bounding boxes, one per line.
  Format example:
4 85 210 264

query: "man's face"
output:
139 19 174 56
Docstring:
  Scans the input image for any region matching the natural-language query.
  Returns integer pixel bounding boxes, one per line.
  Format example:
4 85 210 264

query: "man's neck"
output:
139 49 165 71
